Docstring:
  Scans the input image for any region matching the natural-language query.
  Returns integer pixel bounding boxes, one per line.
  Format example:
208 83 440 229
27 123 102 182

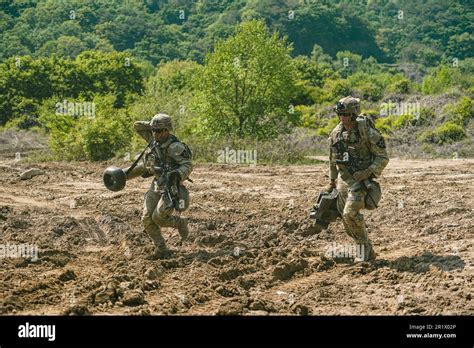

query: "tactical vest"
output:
144 135 192 174
333 117 375 180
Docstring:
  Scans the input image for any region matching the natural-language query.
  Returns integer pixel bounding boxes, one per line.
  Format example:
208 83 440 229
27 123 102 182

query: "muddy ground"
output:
0 153 472 315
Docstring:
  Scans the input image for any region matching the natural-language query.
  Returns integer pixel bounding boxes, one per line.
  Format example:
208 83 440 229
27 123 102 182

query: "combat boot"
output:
145 226 171 260
356 242 376 262
365 243 376 261
147 245 171 260
176 217 189 241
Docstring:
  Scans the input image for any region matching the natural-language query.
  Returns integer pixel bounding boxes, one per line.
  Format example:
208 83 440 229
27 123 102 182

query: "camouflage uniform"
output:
328 97 389 260
133 115 193 259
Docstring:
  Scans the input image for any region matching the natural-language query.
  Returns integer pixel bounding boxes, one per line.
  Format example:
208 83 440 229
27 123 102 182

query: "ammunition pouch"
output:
363 180 381 210
175 184 189 212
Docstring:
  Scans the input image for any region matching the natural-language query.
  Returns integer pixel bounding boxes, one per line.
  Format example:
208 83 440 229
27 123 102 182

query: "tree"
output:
193 20 298 139
75 51 144 107
37 36 88 59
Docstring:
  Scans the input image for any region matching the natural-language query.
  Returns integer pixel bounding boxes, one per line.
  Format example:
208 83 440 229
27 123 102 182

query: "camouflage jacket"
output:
133 121 193 182
328 118 389 184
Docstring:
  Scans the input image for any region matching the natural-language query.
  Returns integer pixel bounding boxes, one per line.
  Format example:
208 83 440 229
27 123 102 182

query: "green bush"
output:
186 134 310 164
192 20 298 139
444 97 473 126
325 78 352 101
147 60 201 94
418 107 436 125
0 52 144 126
361 109 379 117
375 114 415 134
38 95 132 161
316 116 339 136
387 76 411 94
392 114 416 129
418 122 465 144
421 66 470 95
81 111 132 161
296 105 317 128
375 115 395 134
356 81 383 101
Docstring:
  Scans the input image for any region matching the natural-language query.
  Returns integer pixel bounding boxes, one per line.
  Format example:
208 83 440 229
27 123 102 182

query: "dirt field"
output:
0 155 472 315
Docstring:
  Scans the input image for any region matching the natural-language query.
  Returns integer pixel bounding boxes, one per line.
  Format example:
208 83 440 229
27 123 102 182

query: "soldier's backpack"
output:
356 114 378 149
167 135 193 160
159 136 193 211
355 114 382 210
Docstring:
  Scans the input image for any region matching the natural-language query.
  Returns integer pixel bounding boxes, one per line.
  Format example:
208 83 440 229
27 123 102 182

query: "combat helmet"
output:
335 96 360 119
150 113 173 131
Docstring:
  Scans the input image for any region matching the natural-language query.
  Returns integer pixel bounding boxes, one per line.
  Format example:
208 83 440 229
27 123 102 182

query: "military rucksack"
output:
356 114 382 210
167 135 193 160
356 114 378 149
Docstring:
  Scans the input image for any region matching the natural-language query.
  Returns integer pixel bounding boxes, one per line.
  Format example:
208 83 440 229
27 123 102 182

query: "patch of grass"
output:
19 150 56 163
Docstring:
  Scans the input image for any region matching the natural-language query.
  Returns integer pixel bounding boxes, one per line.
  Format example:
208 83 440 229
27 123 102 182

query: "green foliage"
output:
0 52 144 125
0 56 55 125
324 79 351 102
293 55 325 88
0 0 473 162
148 60 201 95
81 113 132 161
193 20 298 139
400 43 442 67
37 99 83 160
126 60 201 142
334 51 364 78
444 97 473 126
292 54 335 105
296 105 316 128
376 114 417 134
422 66 472 95
418 122 465 144
316 116 339 137
393 114 416 129
418 107 436 126
387 75 411 94
75 51 144 108
38 95 132 161
0 0 472 65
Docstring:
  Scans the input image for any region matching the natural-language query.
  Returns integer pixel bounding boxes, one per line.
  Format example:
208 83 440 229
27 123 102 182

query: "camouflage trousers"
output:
141 182 189 249
336 180 369 244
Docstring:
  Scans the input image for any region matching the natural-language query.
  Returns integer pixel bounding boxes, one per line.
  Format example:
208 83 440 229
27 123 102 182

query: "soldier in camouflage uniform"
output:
325 96 389 261
131 113 193 260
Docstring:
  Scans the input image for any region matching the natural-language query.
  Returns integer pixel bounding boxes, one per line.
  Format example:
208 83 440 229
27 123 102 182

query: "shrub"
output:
421 66 469 95
418 107 436 125
445 97 473 126
296 105 317 128
316 116 339 136
418 122 465 144
387 76 411 94
376 114 415 134
325 78 352 101
38 95 132 161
